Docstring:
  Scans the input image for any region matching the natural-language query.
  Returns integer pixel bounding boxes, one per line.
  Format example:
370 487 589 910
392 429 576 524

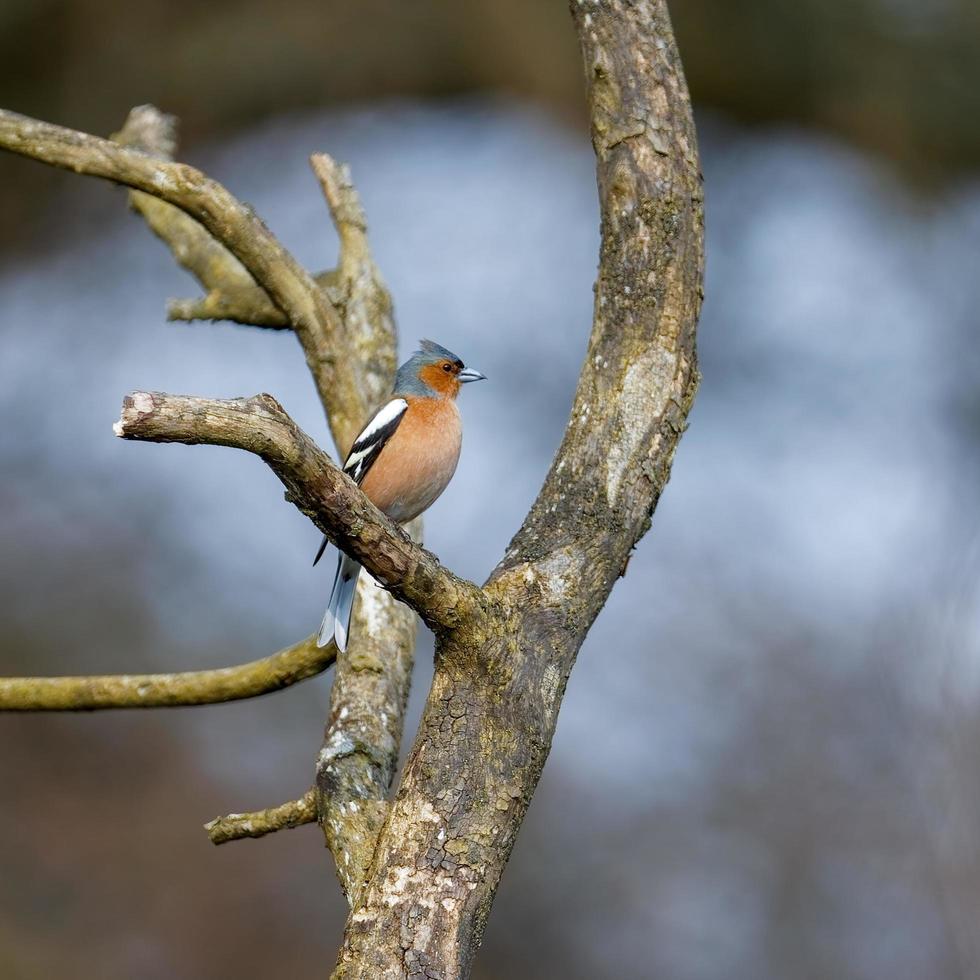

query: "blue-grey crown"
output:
417 339 463 364
393 339 465 397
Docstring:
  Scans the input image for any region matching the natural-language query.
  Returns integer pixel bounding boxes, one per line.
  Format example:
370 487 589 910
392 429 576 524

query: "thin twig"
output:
165 270 341 329
205 789 317 844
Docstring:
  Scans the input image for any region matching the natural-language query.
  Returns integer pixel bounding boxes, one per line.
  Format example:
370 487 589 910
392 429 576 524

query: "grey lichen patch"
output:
532 546 588 610
318 731 357 767
540 663 562 726
605 343 676 506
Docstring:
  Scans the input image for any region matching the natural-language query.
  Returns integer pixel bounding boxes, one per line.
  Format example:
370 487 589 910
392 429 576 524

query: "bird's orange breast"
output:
359 397 462 524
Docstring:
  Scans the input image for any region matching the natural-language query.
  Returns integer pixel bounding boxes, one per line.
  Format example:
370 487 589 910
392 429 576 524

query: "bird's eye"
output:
442 362 453 372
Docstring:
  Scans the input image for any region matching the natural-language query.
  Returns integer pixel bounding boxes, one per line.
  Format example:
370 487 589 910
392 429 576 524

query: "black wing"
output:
312 398 408 566
342 397 409 485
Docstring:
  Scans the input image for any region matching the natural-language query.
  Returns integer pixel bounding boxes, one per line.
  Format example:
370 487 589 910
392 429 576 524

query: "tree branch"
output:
315 518 421 904
165 288 291 328
205 789 317 844
113 391 483 633
0 108 369 445
303 151 417 902
112 106 264 313
164 270 340 329
308 152 398 412
113 106 348 332
489 0 704 617
0 634 331 711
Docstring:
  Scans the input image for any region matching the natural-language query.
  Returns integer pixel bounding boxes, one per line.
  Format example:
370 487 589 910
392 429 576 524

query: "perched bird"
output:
314 339 486 650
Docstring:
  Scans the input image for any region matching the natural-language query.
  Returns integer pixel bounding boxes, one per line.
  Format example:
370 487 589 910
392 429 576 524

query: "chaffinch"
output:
314 339 486 650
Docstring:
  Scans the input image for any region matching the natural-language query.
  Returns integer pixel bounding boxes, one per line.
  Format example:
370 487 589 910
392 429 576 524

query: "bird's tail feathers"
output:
316 553 361 651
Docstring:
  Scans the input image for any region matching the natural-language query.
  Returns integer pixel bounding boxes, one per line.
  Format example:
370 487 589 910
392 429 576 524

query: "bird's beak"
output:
458 367 487 384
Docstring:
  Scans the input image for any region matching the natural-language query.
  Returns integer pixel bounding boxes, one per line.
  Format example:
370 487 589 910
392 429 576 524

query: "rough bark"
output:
331 1 703 975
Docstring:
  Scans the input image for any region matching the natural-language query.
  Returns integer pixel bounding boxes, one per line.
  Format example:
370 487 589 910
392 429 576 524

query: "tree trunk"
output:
332 1 704 975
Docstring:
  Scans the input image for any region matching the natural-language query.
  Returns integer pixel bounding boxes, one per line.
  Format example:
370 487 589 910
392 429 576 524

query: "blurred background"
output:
1 1 979 977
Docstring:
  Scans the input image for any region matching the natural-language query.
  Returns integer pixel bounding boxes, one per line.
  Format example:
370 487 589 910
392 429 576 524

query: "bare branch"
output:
166 288 290 328
205 789 317 845
309 152 398 411
113 106 261 304
311 153 368 275
316 518 421 903
166 269 341 329
114 105 305 330
305 152 417 902
0 108 369 445
0 634 331 712
113 391 483 632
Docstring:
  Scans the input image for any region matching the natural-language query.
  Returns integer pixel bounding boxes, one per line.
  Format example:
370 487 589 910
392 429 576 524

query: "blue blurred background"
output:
1 2 979 977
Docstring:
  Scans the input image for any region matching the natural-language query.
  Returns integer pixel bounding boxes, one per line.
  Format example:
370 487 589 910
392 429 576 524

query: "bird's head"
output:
394 339 486 399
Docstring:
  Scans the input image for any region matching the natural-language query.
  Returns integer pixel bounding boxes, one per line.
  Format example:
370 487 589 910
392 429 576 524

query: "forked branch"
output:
113 105 343 331
328 2 704 974
0 108 368 442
